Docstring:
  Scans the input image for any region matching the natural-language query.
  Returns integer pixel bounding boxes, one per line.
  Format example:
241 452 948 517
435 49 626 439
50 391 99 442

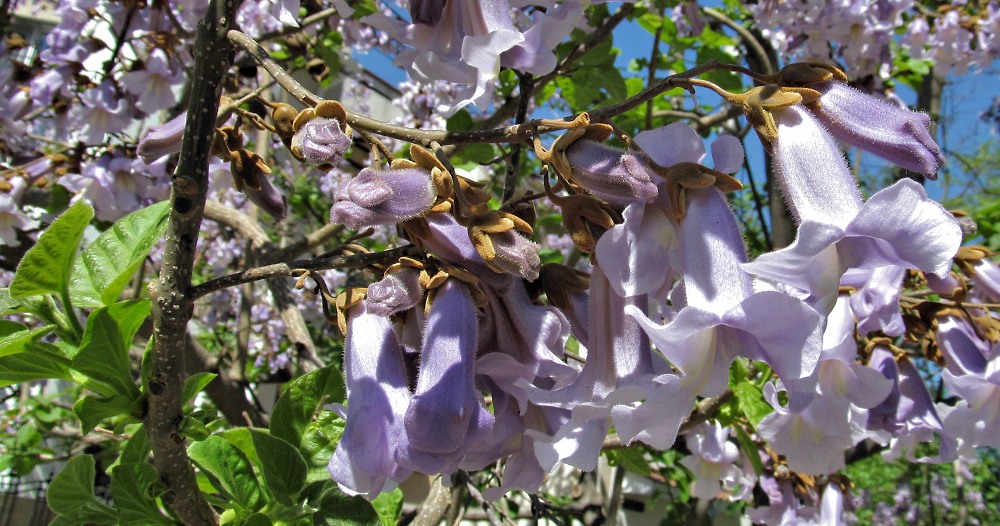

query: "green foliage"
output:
10 200 93 300
47 455 117 525
70 201 169 307
189 435 266 514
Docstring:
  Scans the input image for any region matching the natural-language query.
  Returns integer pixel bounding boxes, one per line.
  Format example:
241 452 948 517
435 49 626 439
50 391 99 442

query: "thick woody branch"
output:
144 0 239 523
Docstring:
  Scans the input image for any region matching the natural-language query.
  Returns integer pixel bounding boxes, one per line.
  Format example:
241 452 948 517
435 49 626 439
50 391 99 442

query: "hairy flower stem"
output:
144 0 239 524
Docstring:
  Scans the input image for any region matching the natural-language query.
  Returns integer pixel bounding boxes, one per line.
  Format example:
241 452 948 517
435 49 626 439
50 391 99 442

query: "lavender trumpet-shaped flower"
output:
806 80 944 176
328 301 413 499
742 106 962 313
396 280 494 475
627 188 823 407
867 345 953 463
137 112 186 164
524 263 659 471
330 167 436 229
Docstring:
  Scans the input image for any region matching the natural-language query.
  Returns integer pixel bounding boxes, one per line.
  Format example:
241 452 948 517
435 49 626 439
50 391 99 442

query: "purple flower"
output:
291 117 352 166
137 112 186 164
396 280 494 475
123 48 184 114
627 188 823 404
231 150 287 220
867 346 953 462
757 382 862 475
0 178 40 246
330 167 436 229
807 81 944 176
841 266 906 336
364 1 525 111
69 80 132 145
678 421 743 500
563 139 659 206
365 267 424 317
328 301 413 499
524 264 659 471
743 106 962 314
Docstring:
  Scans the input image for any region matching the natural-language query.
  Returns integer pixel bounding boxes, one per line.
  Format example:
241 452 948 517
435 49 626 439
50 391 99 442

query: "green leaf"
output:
0 344 72 387
241 514 273 526
74 394 135 434
119 425 152 465
0 288 21 314
47 455 117 524
248 429 308 506
302 410 344 482
10 200 93 299
182 372 218 404
270 365 345 448
71 300 149 398
446 109 473 132
606 447 651 477
316 31 343 76
313 491 379 526
734 425 764 476
0 324 52 358
111 462 172 525
372 488 403 526
733 381 773 427
70 201 169 307
188 435 265 512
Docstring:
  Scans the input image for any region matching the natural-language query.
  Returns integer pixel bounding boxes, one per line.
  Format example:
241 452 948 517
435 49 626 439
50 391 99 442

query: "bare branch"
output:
144 0 239 522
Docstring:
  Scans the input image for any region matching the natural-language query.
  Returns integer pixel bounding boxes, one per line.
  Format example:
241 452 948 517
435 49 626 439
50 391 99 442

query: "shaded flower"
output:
330 167 436 229
137 112 186 164
328 301 413 499
123 48 184 114
396 280 494 475
69 80 132 145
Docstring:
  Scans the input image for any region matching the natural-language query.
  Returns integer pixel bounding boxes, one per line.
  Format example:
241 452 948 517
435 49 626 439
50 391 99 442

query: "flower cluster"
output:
320 62 994 524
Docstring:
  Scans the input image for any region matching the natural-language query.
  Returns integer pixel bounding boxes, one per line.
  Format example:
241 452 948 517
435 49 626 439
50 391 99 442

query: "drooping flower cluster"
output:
320 61 992 523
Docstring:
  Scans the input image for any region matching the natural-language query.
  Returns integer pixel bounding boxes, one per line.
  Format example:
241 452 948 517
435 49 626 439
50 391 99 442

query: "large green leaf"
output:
47 455 117 524
71 299 149 398
74 394 136 434
110 462 173 525
302 411 344 482
0 344 72 387
70 201 169 307
248 429 307 507
188 435 265 512
0 325 52 358
270 365 345 448
10 200 93 299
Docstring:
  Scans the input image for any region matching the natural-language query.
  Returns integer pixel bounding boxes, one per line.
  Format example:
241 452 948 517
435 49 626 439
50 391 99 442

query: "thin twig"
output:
190 244 422 299
228 29 731 147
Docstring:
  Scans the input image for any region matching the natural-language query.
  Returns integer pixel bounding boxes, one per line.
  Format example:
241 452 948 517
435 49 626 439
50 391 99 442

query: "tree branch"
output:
227 28 725 147
144 0 239 522
190 244 423 299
